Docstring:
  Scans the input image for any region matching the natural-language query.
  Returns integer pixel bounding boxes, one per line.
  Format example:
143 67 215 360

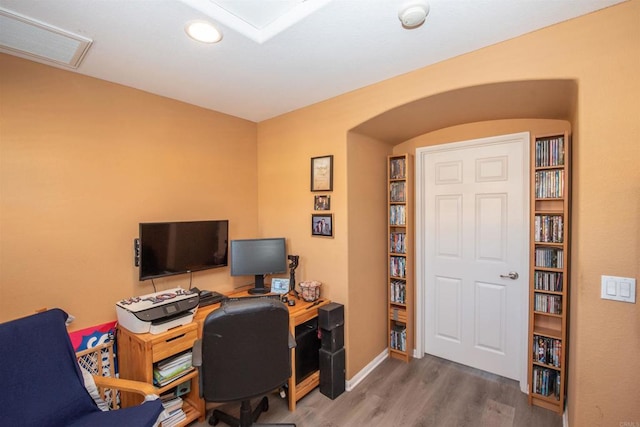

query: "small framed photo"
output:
271 278 290 294
312 213 333 237
314 195 331 211
311 155 333 192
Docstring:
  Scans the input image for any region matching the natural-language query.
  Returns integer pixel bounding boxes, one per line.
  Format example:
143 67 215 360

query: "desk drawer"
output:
151 325 198 363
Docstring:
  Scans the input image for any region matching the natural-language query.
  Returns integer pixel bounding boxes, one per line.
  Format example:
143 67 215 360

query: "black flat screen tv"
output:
230 237 287 294
139 220 229 281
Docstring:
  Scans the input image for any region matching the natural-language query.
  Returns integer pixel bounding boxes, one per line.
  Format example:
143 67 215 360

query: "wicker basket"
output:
299 280 322 302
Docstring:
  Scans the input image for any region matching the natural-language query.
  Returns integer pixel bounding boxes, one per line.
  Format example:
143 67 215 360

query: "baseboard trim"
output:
345 349 388 391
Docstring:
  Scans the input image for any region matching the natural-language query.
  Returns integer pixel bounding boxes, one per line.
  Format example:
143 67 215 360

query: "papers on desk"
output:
153 351 193 387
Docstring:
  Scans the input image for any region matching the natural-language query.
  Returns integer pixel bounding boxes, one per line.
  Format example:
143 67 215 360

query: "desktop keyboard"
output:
226 294 282 303
198 291 227 307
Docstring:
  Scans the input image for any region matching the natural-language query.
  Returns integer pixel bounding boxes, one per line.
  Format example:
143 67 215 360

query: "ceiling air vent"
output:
0 8 92 69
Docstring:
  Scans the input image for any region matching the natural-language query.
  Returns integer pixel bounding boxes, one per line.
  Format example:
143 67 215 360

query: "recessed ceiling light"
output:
185 20 222 43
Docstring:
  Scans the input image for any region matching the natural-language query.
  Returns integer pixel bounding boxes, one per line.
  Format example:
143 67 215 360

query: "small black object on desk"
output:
288 255 300 299
196 289 227 307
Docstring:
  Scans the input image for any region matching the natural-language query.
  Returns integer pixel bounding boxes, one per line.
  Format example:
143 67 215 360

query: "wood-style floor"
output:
192 354 563 427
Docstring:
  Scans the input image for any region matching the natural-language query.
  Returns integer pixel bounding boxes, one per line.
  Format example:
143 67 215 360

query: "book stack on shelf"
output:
528 132 570 414
153 351 194 387
160 396 186 427
387 154 414 363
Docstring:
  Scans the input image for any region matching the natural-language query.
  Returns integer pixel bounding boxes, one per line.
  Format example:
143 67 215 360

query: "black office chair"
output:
193 297 296 427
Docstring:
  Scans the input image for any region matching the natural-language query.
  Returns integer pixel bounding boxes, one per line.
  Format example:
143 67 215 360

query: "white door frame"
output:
414 132 530 393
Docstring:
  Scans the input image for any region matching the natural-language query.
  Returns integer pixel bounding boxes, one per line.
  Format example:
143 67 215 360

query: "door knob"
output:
500 271 519 280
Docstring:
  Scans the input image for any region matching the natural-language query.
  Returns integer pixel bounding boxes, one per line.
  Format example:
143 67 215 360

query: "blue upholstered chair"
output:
0 308 164 427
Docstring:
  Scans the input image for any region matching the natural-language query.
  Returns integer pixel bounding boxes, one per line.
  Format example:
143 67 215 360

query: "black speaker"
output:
320 324 344 352
318 302 344 330
319 347 345 399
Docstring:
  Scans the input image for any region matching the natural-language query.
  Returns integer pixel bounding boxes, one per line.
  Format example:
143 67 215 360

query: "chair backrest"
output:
200 297 291 403
0 309 99 427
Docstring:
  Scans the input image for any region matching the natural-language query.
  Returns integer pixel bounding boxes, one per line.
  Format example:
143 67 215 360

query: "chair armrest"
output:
92 375 159 397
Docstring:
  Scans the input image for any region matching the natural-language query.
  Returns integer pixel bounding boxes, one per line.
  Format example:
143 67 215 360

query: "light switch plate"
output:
601 275 636 303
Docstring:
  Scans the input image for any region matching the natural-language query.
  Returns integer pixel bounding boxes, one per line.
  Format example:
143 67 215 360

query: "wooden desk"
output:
117 289 330 425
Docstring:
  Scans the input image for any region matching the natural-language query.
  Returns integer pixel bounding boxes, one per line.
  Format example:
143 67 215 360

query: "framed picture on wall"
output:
312 213 333 237
311 155 333 192
314 195 331 211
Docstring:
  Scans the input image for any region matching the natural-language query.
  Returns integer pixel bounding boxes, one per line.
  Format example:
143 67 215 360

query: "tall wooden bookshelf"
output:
528 132 570 414
387 154 414 362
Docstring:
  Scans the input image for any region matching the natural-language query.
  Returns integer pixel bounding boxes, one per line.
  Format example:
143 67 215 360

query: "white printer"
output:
116 287 199 334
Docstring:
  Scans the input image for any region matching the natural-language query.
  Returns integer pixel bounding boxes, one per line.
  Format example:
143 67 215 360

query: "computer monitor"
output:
230 238 287 294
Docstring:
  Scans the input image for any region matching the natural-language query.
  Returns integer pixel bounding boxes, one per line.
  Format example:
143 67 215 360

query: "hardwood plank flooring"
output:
191 354 562 427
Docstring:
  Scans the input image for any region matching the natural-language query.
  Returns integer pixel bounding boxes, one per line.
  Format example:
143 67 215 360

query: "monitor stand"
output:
248 274 269 295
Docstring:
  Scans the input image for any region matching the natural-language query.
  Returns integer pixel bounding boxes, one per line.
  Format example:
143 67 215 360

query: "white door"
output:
418 132 529 381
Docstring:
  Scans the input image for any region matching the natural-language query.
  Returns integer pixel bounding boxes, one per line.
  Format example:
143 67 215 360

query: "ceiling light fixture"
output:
398 1 429 28
185 20 222 43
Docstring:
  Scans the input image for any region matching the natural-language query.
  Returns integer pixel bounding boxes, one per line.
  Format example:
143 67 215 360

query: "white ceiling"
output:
0 0 626 122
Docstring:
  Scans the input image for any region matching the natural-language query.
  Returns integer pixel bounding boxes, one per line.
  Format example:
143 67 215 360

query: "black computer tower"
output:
295 317 320 384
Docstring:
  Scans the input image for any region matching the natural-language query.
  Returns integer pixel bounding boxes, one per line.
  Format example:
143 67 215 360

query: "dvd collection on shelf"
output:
387 154 413 363
390 182 406 202
534 215 564 243
390 279 407 304
535 136 565 167
534 293 562 314
389 158 406 180
389 256 406 278
532 366 561 400
533 335 562 368
389 205 406 225
390 232 406 254
535 247 564 268
533 271 563 292
528 133 569 413
390 323 407 352
535 170 565 199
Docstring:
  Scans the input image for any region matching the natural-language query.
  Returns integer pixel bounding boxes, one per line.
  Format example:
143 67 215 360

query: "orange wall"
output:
347 132 393 373
257 2 639 425
0 54 258 328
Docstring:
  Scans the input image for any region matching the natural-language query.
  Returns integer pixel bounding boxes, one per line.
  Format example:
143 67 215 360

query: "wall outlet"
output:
601 275 636 303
